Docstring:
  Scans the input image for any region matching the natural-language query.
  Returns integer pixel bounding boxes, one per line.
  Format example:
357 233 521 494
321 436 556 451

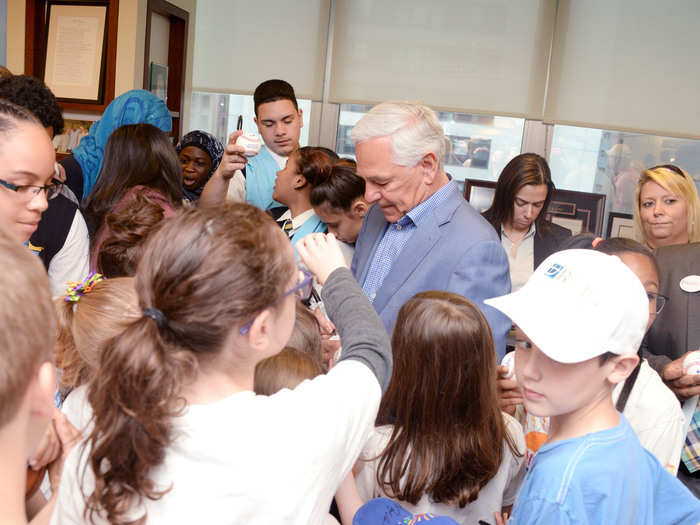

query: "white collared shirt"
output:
278 208 316 237
501 223 536 292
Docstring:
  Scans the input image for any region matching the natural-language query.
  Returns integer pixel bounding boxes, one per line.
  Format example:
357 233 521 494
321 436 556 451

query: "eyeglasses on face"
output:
239 268 313 335
647 291 668 314
0 165 63 201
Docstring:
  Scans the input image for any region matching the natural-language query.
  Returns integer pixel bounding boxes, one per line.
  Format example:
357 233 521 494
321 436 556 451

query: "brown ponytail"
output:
83 203 295 524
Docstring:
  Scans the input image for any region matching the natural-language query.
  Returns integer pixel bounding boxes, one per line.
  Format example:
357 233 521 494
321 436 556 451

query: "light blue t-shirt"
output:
509 415 700 525
245 146 284 211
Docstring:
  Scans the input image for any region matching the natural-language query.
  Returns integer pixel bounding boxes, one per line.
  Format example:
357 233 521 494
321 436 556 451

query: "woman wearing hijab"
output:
175 130 224 203
60 90 172 202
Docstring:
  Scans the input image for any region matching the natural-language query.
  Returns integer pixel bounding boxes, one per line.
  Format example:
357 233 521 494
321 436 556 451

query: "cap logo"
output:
544 263 564 279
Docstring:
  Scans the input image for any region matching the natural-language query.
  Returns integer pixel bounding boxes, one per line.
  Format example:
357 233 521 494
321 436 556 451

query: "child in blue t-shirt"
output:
485 249 700 525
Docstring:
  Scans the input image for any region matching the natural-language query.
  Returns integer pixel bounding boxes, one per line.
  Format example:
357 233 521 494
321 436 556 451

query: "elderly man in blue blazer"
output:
350 102 511 358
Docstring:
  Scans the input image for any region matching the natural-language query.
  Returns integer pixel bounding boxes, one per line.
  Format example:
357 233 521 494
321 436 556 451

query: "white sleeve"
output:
50 445 91 525
48 211 90 297
225 171 247 202
502 412 527 506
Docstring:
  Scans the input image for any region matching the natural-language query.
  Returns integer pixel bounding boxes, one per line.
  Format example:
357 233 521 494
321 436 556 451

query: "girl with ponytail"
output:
52 203 392 524
55 275 140 431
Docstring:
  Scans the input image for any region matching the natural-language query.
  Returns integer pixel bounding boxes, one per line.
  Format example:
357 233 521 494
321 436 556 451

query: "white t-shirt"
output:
51 360 380 525
48 211 90 297
61 384 93 433
613 360 685 474
355 413 527 525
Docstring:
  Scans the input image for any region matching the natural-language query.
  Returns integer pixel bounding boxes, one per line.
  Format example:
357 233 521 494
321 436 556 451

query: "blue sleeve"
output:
510 497 577 525
448 239 512 360
652 464 700 525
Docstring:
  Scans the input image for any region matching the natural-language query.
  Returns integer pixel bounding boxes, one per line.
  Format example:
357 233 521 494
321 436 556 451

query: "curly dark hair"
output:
0 74 64 135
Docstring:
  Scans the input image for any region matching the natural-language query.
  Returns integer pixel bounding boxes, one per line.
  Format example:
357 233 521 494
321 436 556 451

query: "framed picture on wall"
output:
43 2 109 104
464 179 607 235
463 179 496 213
149 62 168 103
606 212 635 239
546 188 606 236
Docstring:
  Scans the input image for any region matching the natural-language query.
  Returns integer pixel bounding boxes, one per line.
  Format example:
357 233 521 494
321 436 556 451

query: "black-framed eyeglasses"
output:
647 291 668 314
239 268 313 335
0 175 63 201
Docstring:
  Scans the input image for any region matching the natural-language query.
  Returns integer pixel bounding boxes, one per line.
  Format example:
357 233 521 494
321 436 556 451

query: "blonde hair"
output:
0 232 55 427
55 277 140 390
254 347 323 395
633 165 700 245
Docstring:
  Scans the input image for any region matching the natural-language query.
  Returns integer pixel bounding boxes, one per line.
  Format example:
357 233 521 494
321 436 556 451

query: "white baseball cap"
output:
485 249 648 364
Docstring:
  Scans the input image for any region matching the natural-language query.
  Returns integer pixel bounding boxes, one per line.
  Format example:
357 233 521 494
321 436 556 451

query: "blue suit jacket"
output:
351 183 512 359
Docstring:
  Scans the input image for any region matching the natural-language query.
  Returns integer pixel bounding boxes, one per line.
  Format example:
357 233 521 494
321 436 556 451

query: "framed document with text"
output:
44 2 109 104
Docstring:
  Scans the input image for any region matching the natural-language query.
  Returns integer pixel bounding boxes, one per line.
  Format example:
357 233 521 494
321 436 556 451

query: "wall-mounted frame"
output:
143 0 189 142
464 179 607 235
25 0 119 112
149 62 168 103
606 212 635 239
43 2 108 104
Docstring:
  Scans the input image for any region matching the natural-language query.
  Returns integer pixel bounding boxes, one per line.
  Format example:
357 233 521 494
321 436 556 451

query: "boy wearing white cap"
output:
487 249 700 525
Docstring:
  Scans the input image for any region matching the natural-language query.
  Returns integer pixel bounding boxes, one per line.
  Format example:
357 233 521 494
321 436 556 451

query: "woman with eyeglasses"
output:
0 100 62 247
633 164 700 249
51 203 392 525
499 237 685 474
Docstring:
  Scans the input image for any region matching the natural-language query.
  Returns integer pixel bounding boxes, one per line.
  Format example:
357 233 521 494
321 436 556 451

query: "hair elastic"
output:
143 307 168 328
64 272 104 303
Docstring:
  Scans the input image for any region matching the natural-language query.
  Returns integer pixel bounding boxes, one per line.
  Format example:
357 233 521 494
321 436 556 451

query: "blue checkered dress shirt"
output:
361 181 457 302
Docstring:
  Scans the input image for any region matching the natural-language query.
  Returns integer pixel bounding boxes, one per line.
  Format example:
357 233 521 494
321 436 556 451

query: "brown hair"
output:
83 123 183 238
286 304 324 369
295 146 339 187
54 278 140 391
0 231 55 427
310 160 366 212
83 203 295 524
376 291 520 507
254 347 323 395
483 153 555 234
97 191 167 277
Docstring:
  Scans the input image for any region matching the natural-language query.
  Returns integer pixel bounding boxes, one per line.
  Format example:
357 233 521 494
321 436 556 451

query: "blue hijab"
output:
73 90 172 199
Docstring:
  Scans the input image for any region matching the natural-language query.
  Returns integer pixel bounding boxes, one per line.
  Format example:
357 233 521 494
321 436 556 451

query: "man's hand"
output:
215 130 248 181
663 351 700 399
497 365 522 416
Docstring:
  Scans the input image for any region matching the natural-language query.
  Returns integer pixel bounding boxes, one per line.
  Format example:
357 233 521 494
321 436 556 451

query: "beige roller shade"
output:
545 0 700 139
192 0 330 100
329 0 556 118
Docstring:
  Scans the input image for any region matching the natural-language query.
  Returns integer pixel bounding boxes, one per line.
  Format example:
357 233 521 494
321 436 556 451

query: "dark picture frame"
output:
464 179 607 235
606 212 635 239
43 1 110 104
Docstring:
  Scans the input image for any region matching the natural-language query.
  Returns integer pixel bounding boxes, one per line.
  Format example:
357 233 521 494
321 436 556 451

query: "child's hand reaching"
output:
296 233 348 286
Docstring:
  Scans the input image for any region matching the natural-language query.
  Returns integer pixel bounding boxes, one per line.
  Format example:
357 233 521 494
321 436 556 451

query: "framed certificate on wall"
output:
43 2 109 103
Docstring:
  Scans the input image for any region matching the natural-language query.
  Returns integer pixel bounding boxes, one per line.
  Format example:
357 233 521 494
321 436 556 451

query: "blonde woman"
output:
633 164 700 249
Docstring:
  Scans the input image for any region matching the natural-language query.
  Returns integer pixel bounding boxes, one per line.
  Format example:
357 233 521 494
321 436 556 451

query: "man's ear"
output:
298 108 304 129
351 198 368 218
419 151 439 185
29 362 56 420
606 353 640 385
